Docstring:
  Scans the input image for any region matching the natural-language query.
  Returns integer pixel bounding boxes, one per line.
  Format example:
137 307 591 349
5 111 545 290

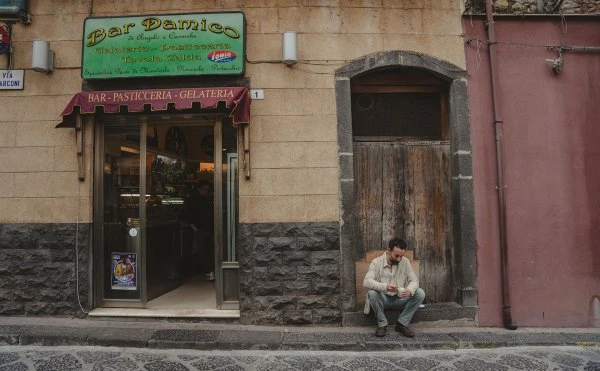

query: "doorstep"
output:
88 308 240 319
343 302 476 327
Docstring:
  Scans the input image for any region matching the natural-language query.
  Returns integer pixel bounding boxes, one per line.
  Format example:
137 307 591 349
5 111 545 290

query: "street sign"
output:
82 12 245 79
0 69 23 89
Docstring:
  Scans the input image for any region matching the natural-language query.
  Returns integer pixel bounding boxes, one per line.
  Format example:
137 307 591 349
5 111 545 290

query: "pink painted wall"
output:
463 17 600 327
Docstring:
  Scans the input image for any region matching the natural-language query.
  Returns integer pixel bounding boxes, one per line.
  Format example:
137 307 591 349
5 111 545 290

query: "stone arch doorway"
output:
352 67 453 306
335 51 477 321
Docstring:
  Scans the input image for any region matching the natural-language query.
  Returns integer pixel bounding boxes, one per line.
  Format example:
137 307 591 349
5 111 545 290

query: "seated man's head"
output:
387 238 407 265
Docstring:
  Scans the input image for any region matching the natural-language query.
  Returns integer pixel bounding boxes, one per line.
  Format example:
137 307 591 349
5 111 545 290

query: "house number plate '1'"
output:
250 89 264 100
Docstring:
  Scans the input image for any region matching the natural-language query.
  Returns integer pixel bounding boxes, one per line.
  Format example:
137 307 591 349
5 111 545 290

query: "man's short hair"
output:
388 237 407 251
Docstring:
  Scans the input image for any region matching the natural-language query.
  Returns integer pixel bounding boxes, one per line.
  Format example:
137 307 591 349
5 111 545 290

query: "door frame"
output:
335 51 477 313
92 113 236 310
93 117 149 308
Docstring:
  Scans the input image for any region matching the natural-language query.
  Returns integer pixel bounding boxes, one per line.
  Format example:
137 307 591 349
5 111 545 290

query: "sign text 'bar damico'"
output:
82 12 245 79
59 87 251 126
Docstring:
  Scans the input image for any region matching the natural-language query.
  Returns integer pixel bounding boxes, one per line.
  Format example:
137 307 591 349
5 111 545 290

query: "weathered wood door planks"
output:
354 142 453 303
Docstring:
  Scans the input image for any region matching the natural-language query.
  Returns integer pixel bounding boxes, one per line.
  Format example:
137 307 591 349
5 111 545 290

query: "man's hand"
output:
386 284 398 292
400 289 412 298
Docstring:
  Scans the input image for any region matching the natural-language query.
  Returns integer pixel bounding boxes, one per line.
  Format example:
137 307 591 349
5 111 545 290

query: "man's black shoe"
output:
395 323 414 337
375 326 386 337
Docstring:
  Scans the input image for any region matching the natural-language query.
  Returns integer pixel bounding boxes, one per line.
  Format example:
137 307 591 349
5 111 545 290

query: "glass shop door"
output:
95 119 148 307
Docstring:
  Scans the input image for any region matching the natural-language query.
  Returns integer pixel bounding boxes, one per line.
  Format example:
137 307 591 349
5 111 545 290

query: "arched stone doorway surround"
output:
335 51 477 318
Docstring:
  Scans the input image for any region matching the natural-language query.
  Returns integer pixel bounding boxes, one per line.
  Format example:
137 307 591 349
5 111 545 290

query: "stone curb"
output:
1 324 599 351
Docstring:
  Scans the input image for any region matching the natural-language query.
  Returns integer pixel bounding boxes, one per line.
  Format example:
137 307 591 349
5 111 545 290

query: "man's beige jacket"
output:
362 252 419 314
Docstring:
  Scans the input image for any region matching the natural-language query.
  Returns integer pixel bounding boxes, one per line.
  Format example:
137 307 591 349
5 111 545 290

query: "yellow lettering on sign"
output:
122 23 135 34
142 17 162 31
87 23 137 46
208 23 222 34
86 16 240 48
178 20 199 30
162 20 177 30
107 26 122 38
87 29 106 47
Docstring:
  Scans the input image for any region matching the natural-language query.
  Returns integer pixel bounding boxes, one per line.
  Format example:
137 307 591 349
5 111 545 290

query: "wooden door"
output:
354 141 453 304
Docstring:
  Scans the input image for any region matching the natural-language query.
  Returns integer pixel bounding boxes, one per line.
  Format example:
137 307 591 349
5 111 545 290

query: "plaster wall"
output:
464 17 600 327
0 0 466 225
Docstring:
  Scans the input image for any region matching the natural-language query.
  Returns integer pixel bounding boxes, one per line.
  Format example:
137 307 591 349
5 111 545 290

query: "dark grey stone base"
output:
0 223 91 316
238 222 341 325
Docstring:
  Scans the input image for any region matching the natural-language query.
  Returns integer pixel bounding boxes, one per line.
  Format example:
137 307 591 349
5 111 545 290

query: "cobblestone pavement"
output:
0 345 598 370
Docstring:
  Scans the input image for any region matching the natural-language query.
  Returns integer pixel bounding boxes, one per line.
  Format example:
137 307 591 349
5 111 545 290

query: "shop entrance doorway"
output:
93 115 239 314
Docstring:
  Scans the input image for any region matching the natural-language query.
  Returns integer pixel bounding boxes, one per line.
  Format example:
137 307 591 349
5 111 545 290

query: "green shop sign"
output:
82 12 245 79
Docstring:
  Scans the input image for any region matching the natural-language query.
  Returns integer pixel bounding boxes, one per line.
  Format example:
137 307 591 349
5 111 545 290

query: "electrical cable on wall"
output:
416 53 465 73
75 194 89 314
74 118 89 315
465 37 599 53
245 56 345 67
465 35 600 75
474 38 483 72
245 55 345 75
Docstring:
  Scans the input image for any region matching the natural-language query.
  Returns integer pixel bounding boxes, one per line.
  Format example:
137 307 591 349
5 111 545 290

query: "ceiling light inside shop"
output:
121 146 140 154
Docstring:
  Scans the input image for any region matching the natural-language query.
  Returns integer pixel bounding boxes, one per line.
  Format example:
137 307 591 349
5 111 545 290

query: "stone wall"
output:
465 0 600 14
0 224 90 316
238 222 340 325
559 0 600 13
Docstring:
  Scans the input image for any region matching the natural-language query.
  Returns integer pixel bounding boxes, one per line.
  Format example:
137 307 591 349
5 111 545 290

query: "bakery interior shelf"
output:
122 142 200 162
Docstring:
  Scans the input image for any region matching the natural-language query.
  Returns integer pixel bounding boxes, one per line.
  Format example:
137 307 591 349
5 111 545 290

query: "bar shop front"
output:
59 12 250 317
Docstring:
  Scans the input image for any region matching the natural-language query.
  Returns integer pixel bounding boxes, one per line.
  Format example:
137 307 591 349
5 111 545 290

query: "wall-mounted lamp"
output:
282 31 297 66
31 40 54 73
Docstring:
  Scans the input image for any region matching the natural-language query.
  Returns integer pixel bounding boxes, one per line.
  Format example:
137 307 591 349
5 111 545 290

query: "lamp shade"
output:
31 40 54 72
282 31 297 65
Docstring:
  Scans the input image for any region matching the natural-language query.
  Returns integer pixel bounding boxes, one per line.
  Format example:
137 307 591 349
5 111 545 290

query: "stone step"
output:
342 302 476 327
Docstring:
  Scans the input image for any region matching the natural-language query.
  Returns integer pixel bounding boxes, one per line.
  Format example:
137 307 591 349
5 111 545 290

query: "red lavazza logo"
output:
207 50 237 63
0 23 11 55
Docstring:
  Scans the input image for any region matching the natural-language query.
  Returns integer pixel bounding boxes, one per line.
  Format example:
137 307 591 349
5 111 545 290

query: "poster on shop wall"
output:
111 252 137 290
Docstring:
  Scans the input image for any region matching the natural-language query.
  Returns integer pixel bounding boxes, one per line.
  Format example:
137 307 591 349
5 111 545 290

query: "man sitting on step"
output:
363 237 425 338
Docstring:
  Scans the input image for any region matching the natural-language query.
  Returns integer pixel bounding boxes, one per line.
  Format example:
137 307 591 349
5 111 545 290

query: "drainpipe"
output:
485 0 518 330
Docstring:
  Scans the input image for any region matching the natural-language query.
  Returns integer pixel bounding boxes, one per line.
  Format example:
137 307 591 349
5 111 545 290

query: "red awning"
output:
58 86 250 127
